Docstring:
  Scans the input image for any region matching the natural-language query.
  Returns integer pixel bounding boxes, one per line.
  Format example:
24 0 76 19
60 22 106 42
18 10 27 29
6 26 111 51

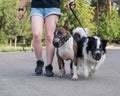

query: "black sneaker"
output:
45 64 54 77
35 60 44 75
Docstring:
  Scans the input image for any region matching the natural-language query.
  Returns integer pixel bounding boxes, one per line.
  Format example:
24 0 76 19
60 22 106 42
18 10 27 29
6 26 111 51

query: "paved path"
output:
0 48 120 96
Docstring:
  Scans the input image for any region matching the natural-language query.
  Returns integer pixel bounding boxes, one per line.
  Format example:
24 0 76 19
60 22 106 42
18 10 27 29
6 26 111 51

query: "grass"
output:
0 45 46 52
0 45 33 52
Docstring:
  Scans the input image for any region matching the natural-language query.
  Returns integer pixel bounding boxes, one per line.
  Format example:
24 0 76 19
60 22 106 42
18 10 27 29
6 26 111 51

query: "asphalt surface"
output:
0 48 120 96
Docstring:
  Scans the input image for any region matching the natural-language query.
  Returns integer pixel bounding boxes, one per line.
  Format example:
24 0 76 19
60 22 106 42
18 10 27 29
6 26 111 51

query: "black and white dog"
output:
53 25 79 80
72 27 108 78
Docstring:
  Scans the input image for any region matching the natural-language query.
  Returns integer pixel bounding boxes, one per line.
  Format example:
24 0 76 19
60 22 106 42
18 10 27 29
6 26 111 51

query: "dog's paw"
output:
58 73 64 77
58 68 66 77
71 75 79 80
77 71 80 76
83 69 89 79
83 73 89 79
89 69 96 77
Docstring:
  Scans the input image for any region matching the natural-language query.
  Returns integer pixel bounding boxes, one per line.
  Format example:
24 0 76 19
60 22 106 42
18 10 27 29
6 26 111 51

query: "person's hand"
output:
18 10 24 21
69 1 76 9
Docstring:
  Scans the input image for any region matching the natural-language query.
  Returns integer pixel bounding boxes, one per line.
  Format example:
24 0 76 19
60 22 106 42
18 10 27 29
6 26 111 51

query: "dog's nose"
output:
92 50 102 60
53 38 60 48
95 53 101 60
53 42 59 48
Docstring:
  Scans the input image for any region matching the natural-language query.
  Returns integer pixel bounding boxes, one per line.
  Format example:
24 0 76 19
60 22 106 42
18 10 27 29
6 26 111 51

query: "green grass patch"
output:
0 45 33 52
0 45 46 52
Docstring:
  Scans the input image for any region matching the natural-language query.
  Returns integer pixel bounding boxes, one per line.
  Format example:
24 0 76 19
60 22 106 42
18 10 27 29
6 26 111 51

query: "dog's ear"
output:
101 39 108 53
88 36 94 41
101 39 108 48
63 19 69 31
88 36 95 49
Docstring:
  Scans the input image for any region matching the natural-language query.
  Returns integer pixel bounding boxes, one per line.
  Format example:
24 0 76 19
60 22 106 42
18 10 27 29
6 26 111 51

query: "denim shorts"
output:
30 8 61 19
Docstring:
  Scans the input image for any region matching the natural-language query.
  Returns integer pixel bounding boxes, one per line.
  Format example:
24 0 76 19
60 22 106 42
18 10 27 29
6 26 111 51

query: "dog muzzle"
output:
53 36 62 48
53 35 70 48
92 49 102 61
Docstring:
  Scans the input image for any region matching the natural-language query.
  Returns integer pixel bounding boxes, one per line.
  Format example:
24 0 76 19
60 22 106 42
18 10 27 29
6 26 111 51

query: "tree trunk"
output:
22 37 26 51
14 36 17 49
31 39 33 52
108 0 112 11
9 39 12 46
106 0 112 12
23 37 26 45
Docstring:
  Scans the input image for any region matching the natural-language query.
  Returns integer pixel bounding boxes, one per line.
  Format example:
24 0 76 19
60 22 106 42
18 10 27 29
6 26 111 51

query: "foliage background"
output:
0 0 120 51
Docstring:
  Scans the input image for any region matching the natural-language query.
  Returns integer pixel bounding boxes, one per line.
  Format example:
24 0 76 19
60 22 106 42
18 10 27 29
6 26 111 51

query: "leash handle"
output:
70 8 87 33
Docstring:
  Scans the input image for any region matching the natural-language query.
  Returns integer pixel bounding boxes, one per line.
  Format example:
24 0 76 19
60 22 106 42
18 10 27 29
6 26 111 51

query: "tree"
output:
0 0 32 48
98 7 120 41
60 0 95 35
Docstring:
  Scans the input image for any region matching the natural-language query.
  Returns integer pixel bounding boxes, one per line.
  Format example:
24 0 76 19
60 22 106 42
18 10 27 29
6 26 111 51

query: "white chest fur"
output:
58 37 74 60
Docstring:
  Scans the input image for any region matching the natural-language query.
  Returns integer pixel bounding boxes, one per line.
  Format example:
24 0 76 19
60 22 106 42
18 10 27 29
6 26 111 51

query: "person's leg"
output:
45 15 58 65
31 15 44 74
44 14 59 76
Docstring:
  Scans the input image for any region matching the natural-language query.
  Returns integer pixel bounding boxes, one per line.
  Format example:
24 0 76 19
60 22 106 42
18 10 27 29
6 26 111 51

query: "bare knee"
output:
33 32 42 43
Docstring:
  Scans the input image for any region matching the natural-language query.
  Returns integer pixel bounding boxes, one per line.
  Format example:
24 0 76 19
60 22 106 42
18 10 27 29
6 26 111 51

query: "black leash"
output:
70 8 87 33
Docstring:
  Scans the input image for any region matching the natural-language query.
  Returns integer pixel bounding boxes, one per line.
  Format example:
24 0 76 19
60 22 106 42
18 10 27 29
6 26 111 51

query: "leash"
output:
69 7 87 33
64 2 87 34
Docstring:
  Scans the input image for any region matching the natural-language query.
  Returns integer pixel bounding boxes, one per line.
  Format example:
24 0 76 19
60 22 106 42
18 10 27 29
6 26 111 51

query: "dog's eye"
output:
58 32 63 36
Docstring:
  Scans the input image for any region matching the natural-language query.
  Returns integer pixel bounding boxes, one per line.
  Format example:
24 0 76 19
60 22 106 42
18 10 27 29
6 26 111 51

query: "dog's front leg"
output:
77 58 83 76
88 63 95 77
72 58 79 80
57 56 66 77
72 65 79 80
70 60 73 75
90 55 106 76
83 59 89 79
95 55 106 71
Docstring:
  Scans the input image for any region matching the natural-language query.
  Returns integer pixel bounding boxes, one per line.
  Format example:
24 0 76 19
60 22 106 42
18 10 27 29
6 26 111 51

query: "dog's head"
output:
72 27 88 42
53 26 70 48
88 36 108 61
